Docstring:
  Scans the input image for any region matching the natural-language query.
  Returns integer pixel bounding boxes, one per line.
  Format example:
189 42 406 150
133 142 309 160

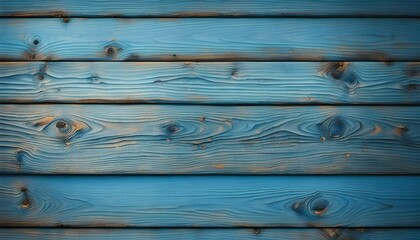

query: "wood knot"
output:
56 120 67 129
318 116 350 140
166 124 179 134
106 47 116 56
15 149 28 166
32 116 91 143
21 197 31 209
231 67 237 76
55 120 72 135
395 125 408 137
20 187 32 209
293 193 329 218
104 45 122 58
322 228 343 238
311 199 329 216
331 62 345 80
320 62 359 90
33 38 40 46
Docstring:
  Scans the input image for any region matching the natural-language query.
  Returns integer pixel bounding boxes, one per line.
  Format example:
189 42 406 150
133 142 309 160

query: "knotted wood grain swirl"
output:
0 105 419 174
0 62 418 104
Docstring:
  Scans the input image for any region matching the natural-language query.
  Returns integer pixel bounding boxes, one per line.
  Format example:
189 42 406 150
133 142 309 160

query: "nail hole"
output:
63 17 70 23
20 187 27 193
37 75 44 81
33 39 39 45
253 228 260 234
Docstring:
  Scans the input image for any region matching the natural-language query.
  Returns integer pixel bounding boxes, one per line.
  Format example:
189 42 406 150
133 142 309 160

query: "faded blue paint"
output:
0 18 419 61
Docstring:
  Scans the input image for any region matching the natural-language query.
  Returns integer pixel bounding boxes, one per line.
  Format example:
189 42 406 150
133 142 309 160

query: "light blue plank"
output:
0 105 419 174
0 62 419 104
0 18 419 61
0 0 419 17
1 228 420 240
0 176 419 227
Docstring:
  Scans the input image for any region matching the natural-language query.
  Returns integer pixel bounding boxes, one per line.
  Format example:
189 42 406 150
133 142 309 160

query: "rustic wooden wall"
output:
0 0 419 239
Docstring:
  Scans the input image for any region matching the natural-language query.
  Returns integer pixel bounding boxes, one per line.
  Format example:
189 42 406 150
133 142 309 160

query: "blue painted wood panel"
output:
1 0 419 17
1 18 419 61
1 228 420 240
0 62 418 104
1 176 420 227
0 105 419 174
0 0 419 236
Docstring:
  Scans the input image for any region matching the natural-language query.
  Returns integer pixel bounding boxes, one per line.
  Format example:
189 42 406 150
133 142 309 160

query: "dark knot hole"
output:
311 199 329 216
56 121 67 129
167 125 179 134
106 46 117 56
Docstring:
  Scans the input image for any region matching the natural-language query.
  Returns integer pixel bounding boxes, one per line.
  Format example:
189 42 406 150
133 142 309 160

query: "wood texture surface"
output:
1 228 420 240
1 176 420 227
1 0 419 17
0 62 419 104
0 105 419 174
1 18 419 61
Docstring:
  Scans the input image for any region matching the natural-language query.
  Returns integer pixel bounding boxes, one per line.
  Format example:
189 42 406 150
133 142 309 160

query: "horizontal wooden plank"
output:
1 19 419 61
1 228 420 240
0 62 419 104
1 0 419 17
1 176 420 227
0 105 419 174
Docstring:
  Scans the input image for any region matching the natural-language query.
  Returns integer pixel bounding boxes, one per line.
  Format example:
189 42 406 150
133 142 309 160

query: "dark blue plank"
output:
1 228 420 240
1 0 419 17
1 176 419 227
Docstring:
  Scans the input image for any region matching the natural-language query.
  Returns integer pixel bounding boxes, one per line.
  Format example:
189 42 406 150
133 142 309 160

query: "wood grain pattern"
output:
1 228 420 240
1 176 420 227
1 18 419 61
1 0 419 17
0 62 419 104
0 105 419 174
